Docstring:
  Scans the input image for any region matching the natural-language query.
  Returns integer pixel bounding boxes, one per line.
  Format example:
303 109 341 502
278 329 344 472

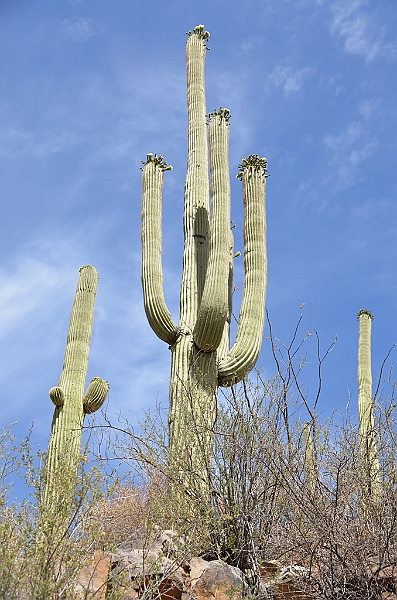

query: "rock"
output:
110 528 188 600
75 550 110 599
190 558 249 600
265 564 312 600
260 560 282 584
74 533 321 600
189 556 210 586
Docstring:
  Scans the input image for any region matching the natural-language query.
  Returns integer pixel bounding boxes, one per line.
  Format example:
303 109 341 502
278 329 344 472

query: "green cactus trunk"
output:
357 309 379 495
141 26 268 485
43 266 109 510
303 421 317 492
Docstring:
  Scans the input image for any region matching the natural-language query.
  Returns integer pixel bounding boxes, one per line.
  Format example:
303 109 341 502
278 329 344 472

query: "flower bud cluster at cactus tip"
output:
207 107 232 123
236 154 269 179
140 153 173 171
186 24 210 39
357 308 374 320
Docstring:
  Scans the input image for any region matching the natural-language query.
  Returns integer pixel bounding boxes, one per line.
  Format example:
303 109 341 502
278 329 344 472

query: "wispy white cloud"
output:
319 74 347 97
0 126 85 159
60 17 95 42
0 260 74 341
323 120 377 191
0 220 178 428
266 63 314 97
330 0 396 61
358 98 381 120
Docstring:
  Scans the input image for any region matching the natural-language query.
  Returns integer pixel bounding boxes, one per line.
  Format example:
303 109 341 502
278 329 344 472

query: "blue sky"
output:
1 0 396 453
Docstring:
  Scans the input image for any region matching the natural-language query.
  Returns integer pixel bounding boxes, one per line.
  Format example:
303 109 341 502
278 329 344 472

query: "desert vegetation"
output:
1 306 397 598
1 22 396 600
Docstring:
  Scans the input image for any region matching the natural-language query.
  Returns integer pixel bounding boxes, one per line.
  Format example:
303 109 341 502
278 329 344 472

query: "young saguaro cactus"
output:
303 421 317 492
141 25 268 482
357 309 379 494
43 266 109 507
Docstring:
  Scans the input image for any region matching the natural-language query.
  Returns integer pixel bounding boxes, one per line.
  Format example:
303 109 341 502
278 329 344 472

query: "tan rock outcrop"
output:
189 557 248 600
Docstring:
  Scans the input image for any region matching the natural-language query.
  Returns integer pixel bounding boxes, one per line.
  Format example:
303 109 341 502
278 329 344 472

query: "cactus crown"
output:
236 154 269 179
357 309 374 320
186 24 210 39
207 107 232 123
140 153 173 172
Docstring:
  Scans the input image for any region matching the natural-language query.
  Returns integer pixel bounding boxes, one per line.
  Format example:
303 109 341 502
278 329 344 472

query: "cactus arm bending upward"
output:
218 156 268 386
141 154 178 345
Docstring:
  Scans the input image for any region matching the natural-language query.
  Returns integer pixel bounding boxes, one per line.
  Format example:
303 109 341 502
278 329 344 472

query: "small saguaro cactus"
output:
303 421 317 491
141 25 268 484
43 266 109 508
357 309 379 494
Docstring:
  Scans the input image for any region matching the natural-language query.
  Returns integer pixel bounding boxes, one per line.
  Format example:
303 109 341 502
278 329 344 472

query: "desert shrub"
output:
0 424 123 600
100 312 397 599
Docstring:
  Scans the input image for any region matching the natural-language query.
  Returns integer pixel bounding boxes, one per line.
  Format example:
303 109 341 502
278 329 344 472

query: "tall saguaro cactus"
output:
357 309 379 494
43 266 109 508
141 26 268 483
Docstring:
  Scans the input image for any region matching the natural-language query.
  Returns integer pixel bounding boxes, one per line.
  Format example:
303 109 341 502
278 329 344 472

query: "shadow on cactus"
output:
141 26 268 488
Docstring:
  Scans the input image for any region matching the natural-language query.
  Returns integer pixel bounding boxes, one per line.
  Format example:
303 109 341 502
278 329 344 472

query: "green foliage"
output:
0 424 125 599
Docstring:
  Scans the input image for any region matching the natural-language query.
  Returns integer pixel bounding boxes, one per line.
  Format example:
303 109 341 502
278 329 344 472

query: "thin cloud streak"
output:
330 0 396 62
0 260 74 340
323 120 377 192
266 63 314 97
60 17 95 42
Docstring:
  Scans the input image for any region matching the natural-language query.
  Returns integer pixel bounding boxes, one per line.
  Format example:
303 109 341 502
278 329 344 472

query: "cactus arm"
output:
194 109 231 351
218 156 268 386
357 309 379 491
83 377 110 414
49 386 64 407
141 154 178 345
179 28 210 330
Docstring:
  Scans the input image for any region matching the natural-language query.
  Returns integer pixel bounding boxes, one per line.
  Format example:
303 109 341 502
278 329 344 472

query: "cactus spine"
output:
43 266 109 508
141 26 268 481
357 309 379 494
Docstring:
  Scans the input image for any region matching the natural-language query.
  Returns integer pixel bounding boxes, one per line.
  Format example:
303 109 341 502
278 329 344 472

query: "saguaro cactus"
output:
141 26 268 482
43 266 109 507
303 421 317 491
357 309 379 494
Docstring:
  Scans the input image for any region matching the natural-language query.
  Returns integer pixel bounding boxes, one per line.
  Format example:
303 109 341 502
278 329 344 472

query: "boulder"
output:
265 564 312 600
110 528 188 600
75 550 111 599
189 557 249 600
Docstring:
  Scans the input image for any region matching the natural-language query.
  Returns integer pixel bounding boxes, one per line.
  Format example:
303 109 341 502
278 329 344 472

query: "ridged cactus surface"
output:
357 309 379 494
303 421 316 491
44 266 109 507
141 26 268 481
